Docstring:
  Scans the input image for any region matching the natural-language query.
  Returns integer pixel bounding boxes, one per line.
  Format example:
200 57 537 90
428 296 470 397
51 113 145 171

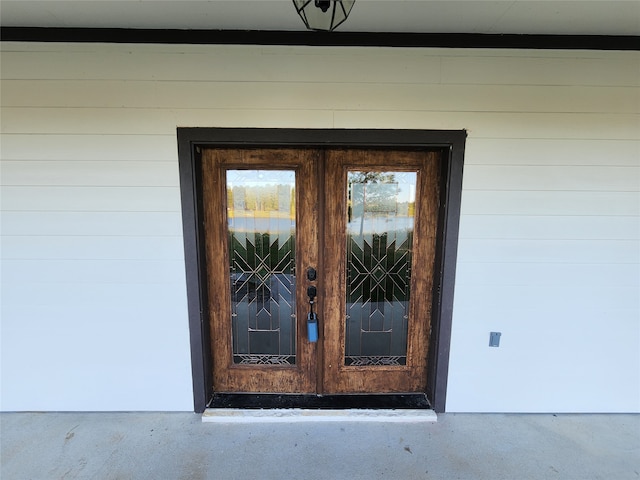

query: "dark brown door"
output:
202 147 440 394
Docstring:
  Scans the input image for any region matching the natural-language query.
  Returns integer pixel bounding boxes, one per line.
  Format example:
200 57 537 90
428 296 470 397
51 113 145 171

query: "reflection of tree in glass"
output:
351 172 417 221
227 184 294 217
348 172 397 221
349 172 396 185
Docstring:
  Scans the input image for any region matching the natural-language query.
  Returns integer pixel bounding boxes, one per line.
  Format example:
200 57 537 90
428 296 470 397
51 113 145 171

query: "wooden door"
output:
322 149 440 393
202 147 440 395
202 148 319 393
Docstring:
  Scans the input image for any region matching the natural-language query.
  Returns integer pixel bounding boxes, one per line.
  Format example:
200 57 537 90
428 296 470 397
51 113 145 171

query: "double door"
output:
202 147 440 395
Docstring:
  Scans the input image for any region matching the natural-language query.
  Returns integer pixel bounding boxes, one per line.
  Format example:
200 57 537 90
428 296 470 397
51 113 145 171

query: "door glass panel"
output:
345 171 417 366
226 170 296 365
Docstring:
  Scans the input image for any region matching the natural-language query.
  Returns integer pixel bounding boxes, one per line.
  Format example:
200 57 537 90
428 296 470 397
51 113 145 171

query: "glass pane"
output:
345 171 417 366
227 170 296 365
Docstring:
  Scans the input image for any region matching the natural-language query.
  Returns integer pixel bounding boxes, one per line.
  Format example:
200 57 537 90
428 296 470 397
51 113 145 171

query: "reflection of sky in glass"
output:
395 174 416 204
227 170 295 188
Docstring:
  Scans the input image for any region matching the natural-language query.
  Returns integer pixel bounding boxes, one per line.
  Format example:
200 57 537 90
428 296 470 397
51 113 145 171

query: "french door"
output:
201 147 441 394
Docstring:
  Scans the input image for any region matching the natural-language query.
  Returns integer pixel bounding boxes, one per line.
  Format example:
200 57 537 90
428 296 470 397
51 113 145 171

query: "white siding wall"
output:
1 43 638 412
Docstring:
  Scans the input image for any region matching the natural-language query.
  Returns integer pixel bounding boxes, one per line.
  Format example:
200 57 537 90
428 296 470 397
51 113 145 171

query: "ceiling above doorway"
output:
1 1 638 36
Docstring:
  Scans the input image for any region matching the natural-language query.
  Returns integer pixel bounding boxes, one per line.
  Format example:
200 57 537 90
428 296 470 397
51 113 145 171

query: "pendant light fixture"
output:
293 0 356 32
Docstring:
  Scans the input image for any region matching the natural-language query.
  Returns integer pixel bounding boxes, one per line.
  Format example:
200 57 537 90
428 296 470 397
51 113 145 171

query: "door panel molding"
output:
177 128 466 413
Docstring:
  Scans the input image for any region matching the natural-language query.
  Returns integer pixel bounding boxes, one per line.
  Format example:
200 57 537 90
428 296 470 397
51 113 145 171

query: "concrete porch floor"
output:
1 412 638 479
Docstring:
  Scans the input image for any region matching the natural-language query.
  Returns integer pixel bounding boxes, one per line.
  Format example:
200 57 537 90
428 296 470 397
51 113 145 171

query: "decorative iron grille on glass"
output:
293 0 356 31
345 171 417 366
226 170 297 366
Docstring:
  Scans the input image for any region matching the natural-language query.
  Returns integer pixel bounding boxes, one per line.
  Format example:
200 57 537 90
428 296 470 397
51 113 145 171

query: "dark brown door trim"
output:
177 128 466 413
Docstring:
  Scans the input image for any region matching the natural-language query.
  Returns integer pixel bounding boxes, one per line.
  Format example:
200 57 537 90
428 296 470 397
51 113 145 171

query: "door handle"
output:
307 278 318 343
307 285 317 299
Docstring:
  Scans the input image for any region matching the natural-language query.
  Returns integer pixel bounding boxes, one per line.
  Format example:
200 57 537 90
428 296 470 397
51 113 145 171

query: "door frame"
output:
177 128 466 413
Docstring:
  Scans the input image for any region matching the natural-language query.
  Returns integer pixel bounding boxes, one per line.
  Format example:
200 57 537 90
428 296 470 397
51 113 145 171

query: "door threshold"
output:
208 393 431 409
203 393 436 423
202 408 437 423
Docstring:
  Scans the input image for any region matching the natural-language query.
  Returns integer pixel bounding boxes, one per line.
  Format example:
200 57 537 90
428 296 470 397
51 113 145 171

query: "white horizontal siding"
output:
2 236 184 260
1 161 179 186
2 45 637 86
463 165 640 191
455 262 639 289
461 191 639 216
2 108 638 139
446 306 639 412
0 47 443 84
1 186 181 211
2 282 188 308
459 215 638 240
1 134 178 161
465 138 639 166
3 81 637 114
457 239 640 265
453 285 639 311
3 259 185 284
1 42 638 413
440 54 640 86
333 111 639 139
0 107 336 133
1 212 182 236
